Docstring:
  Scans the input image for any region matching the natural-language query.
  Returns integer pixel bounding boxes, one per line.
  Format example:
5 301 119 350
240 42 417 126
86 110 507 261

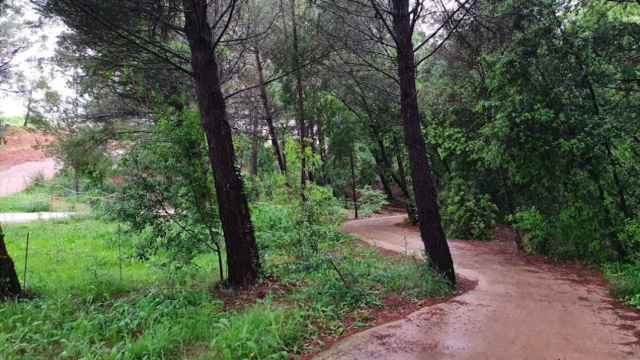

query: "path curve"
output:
315 215 640 360
0 159 58 197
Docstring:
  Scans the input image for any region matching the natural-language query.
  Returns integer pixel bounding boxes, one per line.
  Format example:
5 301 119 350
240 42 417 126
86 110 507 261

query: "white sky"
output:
0 0 69 118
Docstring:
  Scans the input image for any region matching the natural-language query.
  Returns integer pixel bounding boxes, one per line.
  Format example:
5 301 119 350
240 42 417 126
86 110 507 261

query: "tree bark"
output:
393 136 411 198
255 48 287 175
24 92 33 127
183 0 260 287
391 0 456 285
0 224 21 299
250 110 259 177
289 0 308 200
371 146 396 202
350 149 359 219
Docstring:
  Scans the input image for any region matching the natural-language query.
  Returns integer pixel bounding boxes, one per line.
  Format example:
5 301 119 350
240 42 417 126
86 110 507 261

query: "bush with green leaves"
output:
357 185 388 217
511 205 612 262
604 262 640 309
103 107 224 273
440 179 498 240
48 127 113 192
619 218 640 263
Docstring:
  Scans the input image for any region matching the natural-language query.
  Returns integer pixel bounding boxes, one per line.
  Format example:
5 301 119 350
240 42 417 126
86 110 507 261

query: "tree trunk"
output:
0 224 21 299
392 0 456 285
350 149 359 219
183 0 260 287
371 147 396 202
289 0 307 200
250 110 259 177
255 48 287 175
393 136 411 199
24 93 33 127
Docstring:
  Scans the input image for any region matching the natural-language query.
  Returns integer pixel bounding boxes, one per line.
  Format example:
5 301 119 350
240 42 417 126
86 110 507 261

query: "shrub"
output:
510 207 549 254
357 185 388 217
441 179 498 240
511 205 612 262
619 218 640 263
604 262 640 309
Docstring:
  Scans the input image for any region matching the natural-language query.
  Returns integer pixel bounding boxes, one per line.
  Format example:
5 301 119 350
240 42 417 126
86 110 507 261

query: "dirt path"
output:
315 215 640 360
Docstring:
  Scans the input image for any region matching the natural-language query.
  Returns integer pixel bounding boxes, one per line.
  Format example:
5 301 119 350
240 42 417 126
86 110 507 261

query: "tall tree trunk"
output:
317 116 328 185
0 224 21 299
24 92 33 127
350 149 359 219
391 0 456 285
250 110 259 177
183 0 260 287
393 136 411 198
255 48 287 175
371 147 396 202
289 0 307 200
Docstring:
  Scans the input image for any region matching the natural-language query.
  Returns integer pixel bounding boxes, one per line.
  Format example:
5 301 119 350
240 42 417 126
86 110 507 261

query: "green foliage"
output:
254 187 451 319
441 179 498 240
511 206 612 262
48 127 113 190
0 116 23 128
208 304 305 360
0 203 451 359
619 218 640 263
3 219 154 298
357 185 388 218
510 208 549 254
0 175 91 213
604 262 640 309
104 107 223 266
0 192 50 212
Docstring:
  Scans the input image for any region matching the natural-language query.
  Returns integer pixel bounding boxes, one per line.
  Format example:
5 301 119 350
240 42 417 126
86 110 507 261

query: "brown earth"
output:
0 128 53 171
0 128 58 197
315 214 640 360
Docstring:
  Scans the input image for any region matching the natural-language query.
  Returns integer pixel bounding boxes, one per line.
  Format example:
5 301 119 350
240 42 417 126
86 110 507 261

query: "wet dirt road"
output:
315 215 640 360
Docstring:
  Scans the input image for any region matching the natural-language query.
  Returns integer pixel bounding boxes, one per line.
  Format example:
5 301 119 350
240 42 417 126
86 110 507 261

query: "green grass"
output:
3 219 155 298
0 216 451 359
0 177 90 213
0 116 24 127
0 192 51 212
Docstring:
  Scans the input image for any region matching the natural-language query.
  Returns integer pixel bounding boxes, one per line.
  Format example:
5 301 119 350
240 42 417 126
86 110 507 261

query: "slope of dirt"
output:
315 215 640 360
0 128 54 171
0 128 58 197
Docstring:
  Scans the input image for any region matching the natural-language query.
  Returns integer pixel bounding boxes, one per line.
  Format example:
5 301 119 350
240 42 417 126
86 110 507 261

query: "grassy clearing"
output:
0 216 450 359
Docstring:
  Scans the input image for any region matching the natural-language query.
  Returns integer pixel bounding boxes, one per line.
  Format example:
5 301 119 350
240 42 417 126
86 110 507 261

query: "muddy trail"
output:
316 215 640 360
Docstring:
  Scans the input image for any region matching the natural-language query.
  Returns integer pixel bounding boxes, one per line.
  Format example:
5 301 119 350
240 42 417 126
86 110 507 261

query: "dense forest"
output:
0 0 639 358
